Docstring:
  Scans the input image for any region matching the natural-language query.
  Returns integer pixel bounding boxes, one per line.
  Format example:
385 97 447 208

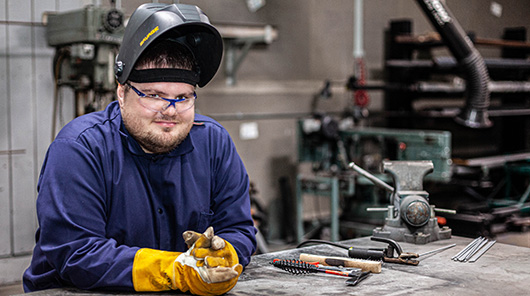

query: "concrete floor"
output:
2 231 529 296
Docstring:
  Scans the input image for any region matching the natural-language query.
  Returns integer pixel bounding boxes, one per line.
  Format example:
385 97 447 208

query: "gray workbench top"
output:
17 236 530 296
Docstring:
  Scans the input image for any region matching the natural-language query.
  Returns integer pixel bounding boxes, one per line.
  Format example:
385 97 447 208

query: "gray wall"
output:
1 0 529 285
0 0 93 285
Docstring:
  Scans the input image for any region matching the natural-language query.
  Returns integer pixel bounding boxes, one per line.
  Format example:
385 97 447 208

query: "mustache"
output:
155 114 179 122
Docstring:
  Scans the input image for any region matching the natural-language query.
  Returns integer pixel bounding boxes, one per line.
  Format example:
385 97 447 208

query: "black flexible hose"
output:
415 0 492 128
455 50 491 128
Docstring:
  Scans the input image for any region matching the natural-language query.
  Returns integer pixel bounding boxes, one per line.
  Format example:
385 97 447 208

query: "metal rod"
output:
433 208 457 214
0 20 45 26
468 240 496 263
419 243 456 257
452 237 482 260
457 238 485 261
349 162 394 192
366 207 388 212
463 238 489 261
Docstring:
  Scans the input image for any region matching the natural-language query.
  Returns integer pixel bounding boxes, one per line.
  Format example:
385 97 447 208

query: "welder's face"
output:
117 81 195 154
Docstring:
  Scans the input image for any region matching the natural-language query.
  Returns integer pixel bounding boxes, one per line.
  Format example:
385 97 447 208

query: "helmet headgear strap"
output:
128 68 200 85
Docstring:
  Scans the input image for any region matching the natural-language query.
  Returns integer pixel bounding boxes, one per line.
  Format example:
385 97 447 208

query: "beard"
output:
121 110 193 154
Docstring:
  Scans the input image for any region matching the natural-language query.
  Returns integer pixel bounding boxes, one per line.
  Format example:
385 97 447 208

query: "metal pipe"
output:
353 0 364 58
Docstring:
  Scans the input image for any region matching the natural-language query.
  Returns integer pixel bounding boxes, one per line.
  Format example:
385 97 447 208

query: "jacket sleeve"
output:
35 139 138 291
208 128 257 267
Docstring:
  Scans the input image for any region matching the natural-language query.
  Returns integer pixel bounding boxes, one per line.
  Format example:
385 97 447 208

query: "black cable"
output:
296 239 349 250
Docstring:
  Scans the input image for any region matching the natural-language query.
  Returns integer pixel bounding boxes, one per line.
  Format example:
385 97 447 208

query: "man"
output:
23 3 257 295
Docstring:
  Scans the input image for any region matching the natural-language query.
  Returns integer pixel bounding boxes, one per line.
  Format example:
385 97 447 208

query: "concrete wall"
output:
0 0 94 285
1 0 529 285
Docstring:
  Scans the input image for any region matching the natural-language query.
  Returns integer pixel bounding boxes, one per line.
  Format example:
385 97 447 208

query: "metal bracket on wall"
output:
216 24 278 86
0 149 26 156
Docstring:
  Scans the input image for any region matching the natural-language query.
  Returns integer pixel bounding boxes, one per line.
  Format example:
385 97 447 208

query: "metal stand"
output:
296 174 354 243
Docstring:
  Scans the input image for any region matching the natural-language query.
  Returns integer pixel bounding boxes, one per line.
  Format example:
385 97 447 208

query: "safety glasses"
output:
126 83 196 113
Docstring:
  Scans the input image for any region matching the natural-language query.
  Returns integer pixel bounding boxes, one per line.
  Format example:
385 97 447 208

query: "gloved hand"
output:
132 227 243 296
181 227 242 284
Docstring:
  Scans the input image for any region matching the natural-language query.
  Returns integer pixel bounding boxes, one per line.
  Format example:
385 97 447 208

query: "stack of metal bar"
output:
452 237 496 263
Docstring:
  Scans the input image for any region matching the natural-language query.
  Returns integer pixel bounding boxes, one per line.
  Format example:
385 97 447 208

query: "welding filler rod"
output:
452 238 475 258
456 239 484 261
452 237 483 260
299 253 382 274
461 237 489 262
456 239 482 261
468 240 496 263
418 243 456 257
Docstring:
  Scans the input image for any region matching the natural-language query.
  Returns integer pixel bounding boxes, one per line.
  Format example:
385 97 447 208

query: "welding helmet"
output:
114 3 223 87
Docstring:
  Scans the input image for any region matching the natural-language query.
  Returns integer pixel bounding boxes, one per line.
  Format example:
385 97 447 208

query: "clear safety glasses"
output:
126 83 196 113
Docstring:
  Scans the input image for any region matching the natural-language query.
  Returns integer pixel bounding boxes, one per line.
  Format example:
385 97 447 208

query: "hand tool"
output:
346 271 371 287
298 237 419 268
299 253 382 273
271 259 360 277
271 259 371 286
347 236 420 265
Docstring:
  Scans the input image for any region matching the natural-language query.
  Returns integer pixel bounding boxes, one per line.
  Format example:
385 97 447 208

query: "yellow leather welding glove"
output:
132 227 243 296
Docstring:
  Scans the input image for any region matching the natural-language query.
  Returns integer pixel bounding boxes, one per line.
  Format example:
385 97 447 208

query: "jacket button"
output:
157 208 163 214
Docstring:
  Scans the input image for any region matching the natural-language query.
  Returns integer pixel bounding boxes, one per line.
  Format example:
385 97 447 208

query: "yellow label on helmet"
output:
140 26 159 46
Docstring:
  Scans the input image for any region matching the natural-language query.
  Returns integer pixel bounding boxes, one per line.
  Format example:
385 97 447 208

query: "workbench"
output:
18 236 530 296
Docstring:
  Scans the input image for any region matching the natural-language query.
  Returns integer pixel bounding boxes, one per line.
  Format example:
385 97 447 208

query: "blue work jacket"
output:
23 101 257 292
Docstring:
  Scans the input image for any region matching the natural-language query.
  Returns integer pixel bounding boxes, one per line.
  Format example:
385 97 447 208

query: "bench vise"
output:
351 160 452 244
